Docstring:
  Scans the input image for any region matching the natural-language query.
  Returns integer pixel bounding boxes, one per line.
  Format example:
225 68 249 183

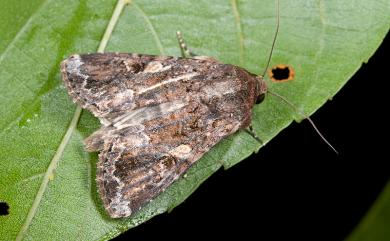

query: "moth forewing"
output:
61 53 267 217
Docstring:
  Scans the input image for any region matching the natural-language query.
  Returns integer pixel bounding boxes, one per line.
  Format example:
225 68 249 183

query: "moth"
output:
61 24 338 218
61 46 268 218
61 1 331 218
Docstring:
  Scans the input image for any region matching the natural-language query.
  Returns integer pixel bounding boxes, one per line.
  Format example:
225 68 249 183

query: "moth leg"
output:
176 31 197 58
245 125 263 144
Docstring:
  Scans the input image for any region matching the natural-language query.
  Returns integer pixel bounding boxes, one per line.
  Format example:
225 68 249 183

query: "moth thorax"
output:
255 76 268 104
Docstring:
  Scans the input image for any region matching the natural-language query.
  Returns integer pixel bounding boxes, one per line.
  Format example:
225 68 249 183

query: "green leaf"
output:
0 0 389 240
0 0 46 54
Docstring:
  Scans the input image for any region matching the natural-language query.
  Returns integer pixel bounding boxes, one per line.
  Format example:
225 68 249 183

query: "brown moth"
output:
60 0 337 219
60 53 267 218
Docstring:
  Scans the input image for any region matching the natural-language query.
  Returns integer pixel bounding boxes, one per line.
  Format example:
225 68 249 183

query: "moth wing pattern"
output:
92 101 238 217
61 53 214 126
61 53 262 217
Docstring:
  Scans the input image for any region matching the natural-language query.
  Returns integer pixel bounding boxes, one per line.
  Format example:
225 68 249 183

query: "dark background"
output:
115 32 389 240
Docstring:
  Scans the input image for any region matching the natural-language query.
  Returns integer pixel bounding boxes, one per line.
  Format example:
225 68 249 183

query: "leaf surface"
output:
0 0 389 240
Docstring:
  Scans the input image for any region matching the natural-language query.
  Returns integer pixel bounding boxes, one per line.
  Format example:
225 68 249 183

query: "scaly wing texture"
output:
94 99 242 217
61 53 256 125
61 53 259 217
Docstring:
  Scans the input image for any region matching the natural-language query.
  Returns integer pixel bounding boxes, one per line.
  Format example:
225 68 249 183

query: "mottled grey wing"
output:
92 99 242 218
61 53 215 125
61 52 260 218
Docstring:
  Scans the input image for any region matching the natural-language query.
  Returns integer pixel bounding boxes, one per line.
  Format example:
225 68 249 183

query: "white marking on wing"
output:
110 89 134 108
143 61 172 73
137 72 198 94
106 145 132 217
170 144 192 158
66 54 89 81
113 99 187 129
202 81 238 98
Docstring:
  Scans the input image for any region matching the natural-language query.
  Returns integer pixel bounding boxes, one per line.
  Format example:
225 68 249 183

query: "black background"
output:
114 32 389 241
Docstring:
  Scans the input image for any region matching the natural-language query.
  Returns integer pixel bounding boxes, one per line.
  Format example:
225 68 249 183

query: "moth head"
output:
255 76 268 104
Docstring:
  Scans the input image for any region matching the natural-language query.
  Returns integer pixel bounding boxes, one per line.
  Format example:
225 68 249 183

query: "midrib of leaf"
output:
14 0 130 240
14 107 82 241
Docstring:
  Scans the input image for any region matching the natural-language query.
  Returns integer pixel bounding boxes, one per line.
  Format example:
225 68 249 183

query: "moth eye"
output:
255 93 265 104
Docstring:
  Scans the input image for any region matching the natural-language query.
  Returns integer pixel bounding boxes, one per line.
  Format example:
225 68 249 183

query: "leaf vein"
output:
307 0 328 104
231 0 245 65
16 173 45 185
132 2 166 55
0 0 50 64
14 0 130 239
15 106 82 241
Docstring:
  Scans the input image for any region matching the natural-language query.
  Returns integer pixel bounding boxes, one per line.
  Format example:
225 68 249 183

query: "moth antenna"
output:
267 90 338 154
261 0 280 78
260 1 337 154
